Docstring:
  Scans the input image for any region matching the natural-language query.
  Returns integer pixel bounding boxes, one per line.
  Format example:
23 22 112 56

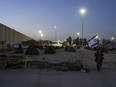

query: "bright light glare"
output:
80 8 86 15
40 33 43 37
111 37 114 40
96 35 99 39
54 26 56 29
58 40 60 42
77 32 80 35
38 30 42 34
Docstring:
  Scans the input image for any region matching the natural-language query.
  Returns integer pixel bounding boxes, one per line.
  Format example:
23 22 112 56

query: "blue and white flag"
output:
88 35 99 48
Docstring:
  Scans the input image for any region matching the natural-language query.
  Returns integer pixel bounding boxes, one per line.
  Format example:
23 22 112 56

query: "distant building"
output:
0 23 31 47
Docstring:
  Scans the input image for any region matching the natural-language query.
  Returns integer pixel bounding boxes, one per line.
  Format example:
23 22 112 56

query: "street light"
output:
38 30 43 39
38 30 42 34
111 37 114 40
111 37 114 44
77 32 80 36
80 9 86 15
80 8 86 46
96 35 99 39
95 35 101 44
40 33 43 38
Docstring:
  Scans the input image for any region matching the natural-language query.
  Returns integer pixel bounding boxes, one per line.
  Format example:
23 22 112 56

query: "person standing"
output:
94 47 104 71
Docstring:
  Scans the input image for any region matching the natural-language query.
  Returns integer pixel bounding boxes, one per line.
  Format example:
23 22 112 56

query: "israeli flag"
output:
88 35 99 48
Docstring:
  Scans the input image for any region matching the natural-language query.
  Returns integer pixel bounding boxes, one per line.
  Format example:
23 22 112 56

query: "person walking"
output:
94 47 104 71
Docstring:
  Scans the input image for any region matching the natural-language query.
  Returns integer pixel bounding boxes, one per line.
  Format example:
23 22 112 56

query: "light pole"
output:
80 8 86 46
54 26 57 41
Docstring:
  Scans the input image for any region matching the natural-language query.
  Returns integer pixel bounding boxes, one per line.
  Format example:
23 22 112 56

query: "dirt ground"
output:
0 49 116 87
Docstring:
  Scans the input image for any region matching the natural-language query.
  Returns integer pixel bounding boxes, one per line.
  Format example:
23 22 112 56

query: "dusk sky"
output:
0 0 116 41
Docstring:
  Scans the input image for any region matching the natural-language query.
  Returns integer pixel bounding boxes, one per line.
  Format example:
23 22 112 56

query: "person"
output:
94 47 104 71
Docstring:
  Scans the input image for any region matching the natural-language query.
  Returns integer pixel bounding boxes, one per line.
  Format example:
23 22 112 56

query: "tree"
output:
83 38 87 45
67 36 72 46
62 40 68 47
102 39 106 45
102 39 111 45
73 37 80 45
42 40 51 45
22 39 38 46
0 41 6 49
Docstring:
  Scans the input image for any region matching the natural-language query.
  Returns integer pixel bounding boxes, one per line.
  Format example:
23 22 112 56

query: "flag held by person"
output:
88 35 99 48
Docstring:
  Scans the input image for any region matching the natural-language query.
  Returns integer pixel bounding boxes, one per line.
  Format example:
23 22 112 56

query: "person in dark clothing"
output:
94 47 104 71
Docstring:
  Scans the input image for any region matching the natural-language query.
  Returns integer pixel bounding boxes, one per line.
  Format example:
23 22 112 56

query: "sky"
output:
0 0 116 41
